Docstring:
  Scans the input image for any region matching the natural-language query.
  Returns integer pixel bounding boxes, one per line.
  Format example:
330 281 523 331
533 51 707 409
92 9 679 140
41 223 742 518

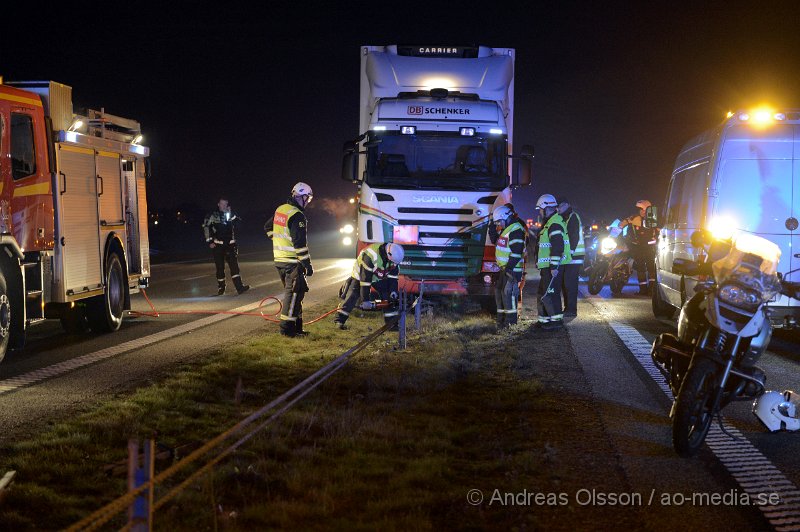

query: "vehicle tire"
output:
610 275 625 296
652 282 675 319
588 264 606 295
0 270 12 363
87 251 127 333
60 305 89 335
672 356 717 457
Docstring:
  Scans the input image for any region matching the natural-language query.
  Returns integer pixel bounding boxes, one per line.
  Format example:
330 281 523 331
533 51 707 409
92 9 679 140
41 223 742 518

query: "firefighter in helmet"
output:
619 199 657 295
265 182 314 337
491 204 527 330
334 243 404 329
202 197 250 296
534 194 571 330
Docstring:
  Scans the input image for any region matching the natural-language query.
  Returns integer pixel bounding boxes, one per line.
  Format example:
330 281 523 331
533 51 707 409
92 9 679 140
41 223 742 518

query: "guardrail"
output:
67 291 424 530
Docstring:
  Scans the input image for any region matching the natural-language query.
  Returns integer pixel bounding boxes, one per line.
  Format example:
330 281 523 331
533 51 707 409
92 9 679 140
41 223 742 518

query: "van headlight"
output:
718 283 760 311
600 237 617 255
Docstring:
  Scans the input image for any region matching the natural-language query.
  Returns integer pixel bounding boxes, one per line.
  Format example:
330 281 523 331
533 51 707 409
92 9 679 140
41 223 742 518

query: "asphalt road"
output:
564 275 800 529
0 246 352 444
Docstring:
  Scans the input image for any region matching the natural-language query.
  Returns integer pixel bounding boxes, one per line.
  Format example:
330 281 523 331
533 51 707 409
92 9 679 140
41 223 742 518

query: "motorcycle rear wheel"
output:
672 356 717 457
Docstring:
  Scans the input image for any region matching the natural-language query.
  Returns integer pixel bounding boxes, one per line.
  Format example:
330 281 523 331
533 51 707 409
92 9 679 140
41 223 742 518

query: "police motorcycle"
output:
587 219 633 296
650 230 800 457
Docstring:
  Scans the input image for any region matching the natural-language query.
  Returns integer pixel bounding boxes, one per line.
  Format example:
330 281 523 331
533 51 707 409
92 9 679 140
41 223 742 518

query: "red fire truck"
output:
0 79 151 362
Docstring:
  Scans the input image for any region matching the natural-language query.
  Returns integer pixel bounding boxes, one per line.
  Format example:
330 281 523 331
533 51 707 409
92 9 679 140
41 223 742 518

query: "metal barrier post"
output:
415 283 424 331
128 439 155 531
398 289 407 350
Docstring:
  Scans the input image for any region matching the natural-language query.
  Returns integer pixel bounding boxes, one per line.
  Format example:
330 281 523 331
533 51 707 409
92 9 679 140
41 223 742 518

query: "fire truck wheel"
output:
87 251 126 333
0 270 10 362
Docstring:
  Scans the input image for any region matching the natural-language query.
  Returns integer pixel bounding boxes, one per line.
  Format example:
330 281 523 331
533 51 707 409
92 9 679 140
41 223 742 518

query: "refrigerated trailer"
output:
342 45 532 300
0 79 150 362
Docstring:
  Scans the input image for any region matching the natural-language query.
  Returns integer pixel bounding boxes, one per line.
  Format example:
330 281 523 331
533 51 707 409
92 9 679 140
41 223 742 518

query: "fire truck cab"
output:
0 79 150 362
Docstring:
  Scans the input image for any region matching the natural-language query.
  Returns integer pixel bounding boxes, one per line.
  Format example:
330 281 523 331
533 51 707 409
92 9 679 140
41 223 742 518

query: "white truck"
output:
342 45 532 302
651 108 800 326
0 79 151 362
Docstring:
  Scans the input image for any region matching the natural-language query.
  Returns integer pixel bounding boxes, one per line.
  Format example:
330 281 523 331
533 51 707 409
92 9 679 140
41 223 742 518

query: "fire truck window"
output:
11 113 36 180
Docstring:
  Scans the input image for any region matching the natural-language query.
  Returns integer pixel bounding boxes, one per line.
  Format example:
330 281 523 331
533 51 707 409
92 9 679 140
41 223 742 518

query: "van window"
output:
11 113 36 180
665 173 685 225
666 160 709 226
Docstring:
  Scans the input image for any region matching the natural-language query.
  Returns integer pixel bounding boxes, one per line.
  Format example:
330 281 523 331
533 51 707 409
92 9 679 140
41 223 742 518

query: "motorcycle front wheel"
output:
588 264 606 295
610 275 626 296
672 356 718 457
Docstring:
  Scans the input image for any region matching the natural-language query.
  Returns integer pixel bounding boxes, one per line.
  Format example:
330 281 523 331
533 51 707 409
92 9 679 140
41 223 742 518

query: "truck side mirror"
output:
644 206 658 228
341 141 358 182
511 144 534 187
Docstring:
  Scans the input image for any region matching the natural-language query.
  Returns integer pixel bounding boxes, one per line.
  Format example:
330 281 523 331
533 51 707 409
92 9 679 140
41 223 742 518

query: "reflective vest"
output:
567 211 585 263
272 203 303 263
537 214 571 269
495 222 526 273
351 243 396 283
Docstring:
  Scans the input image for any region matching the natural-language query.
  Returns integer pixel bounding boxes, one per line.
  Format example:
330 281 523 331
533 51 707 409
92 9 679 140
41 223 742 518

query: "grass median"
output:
0 295 640 530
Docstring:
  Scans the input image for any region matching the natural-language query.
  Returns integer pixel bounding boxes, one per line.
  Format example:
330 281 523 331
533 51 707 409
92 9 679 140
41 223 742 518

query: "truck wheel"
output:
652 282 674 319
0 271 11 363
88 251 126 333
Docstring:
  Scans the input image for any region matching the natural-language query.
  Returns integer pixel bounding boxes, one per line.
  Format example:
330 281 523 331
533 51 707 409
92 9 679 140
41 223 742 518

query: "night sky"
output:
3 1 800 228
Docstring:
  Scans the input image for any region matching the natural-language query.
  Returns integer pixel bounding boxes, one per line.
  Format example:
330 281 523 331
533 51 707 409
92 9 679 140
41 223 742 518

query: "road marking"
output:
583 288 800 530
0 298 279 396
180 275 207 281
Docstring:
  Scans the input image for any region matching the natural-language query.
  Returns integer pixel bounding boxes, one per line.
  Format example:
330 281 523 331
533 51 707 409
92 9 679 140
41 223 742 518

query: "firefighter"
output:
534 194 571 330
619 199 657 295
334 243 404 330
265 182 314 337
557 197 584 320
490 204 526 330
202 197 250 296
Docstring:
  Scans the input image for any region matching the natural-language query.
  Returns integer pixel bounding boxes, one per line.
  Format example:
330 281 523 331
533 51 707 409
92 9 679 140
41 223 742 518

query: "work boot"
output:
217 280 226 296
542 320 564 331
236 284 250 294
333 318 348 330
233 276 249 294
295 319 309 337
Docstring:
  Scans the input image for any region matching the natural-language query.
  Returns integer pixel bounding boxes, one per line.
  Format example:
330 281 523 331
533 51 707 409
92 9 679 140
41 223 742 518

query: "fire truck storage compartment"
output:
97 151 123 225
55 144 103 295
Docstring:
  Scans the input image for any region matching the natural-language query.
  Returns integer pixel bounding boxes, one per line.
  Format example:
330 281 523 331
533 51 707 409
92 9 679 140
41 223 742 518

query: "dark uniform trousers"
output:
561 260 583 315
495 271 522 328
212 243 245 291
630 243 656 294
277 263 307 336
538 267 563 322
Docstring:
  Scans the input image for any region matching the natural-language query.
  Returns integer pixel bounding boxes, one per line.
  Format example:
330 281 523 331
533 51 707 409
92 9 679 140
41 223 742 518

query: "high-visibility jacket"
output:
270 201 311 266
202 210 240 244
352 243 399 299
565 210 585 264
537 214 571 270
495 221 526 273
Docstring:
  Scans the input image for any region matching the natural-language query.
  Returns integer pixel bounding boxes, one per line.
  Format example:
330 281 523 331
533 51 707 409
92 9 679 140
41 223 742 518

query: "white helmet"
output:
753 390 800 431
536 194 558 210
292 182 313 208
635 199 652 210
492 204 513 223
385 243 404 264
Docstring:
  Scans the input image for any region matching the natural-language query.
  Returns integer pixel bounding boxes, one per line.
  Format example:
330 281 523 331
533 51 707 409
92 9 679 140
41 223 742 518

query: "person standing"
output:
266 182 314 337
202 197 250 296
334 243 404 330
490 204 527 330
534 194 571 330
557 197 584 319
620 199 657 295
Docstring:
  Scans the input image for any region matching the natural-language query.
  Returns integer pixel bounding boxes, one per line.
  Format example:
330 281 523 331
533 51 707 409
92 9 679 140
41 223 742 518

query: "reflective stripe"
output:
384 311 399 317
280 315 297 321
274 245 295 252
338 309 350 316
538 316 551 322
387 274 398 279
550 230 563 237
551 314 563 320
287 293 297 318
297 254 310 261
295 247 309 253
360 282 371 287
232 274 240 279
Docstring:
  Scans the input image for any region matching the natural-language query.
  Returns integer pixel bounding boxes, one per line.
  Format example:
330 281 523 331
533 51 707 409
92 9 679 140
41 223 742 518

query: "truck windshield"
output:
365 132 507 191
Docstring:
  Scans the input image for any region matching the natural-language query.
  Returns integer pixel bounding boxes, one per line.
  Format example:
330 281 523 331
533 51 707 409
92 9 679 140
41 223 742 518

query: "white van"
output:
652 109 800 326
